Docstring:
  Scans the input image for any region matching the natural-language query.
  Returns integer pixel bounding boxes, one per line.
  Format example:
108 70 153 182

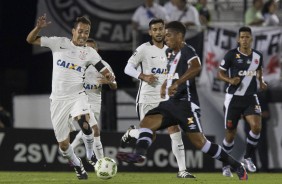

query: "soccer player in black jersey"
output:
117 21 248 180
218 26 267 177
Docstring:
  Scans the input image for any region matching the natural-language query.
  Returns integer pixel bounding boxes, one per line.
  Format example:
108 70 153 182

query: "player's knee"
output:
59 142 69 151
78 115 92 135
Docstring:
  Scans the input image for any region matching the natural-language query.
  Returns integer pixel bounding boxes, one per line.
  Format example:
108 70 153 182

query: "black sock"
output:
202 140 241 169
245 131 260 158
134 128 153 156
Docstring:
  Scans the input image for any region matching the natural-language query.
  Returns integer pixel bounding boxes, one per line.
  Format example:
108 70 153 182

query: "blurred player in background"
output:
26 14 114 180
71 39 117 162
218 26 267 177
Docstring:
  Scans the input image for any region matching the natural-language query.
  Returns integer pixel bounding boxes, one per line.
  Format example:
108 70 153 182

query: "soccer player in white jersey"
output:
26 14 114 180
121 18 194 178
71 39 117 161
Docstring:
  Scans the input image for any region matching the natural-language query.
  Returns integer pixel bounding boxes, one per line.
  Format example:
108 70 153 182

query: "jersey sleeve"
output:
219 51 233 71
89 48 102 65
40 36 60 50
127 45 144 67
186 45 200 65
258 52 263 69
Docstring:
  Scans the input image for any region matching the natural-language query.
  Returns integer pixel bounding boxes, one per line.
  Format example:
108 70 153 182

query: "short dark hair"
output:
238 26 252 35
165 21 186 36
86 38 98 50
149 18 165 28
73 16 91 29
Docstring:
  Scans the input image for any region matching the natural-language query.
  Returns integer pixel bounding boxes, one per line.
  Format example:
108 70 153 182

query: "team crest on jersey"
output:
79 51 88 60
247 60 251 64
236 54 240 58
220 60 225 66
227 120 233 128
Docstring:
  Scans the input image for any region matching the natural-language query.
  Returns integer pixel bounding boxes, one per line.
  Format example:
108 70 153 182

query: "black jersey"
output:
219 48 263 96
166 44 200 107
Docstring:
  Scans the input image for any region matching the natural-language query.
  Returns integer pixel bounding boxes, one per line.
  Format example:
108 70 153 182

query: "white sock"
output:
82 133 94 160
129 129 140 139
170 132 186 171
59 145 80 166
71 131 83 149
93 136 104 159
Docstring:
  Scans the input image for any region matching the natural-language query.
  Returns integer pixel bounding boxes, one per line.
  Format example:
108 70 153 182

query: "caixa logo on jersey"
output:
238 70 257 76
46 0 143 50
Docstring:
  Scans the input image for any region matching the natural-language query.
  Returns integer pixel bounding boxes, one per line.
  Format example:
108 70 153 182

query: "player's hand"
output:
260 81 268 90
168 82 178 96
229 77 240 85
36 14 51 29
98 77 110 84
104 72 115 82
142 74 158 85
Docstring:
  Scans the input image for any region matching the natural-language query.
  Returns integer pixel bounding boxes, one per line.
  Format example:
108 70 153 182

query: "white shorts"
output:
137 102 160 120
50 94 91 142
90 102 101 121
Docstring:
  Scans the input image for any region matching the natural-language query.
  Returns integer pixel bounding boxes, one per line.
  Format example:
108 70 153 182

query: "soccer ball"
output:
94 157 117 179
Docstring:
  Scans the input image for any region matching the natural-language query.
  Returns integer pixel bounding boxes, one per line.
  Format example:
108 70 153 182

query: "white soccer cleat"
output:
222 165 233 177
243 158 257 172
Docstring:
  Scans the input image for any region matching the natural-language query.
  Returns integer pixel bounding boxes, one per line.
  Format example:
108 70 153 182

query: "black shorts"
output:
146 99 203 133
224 94 261 130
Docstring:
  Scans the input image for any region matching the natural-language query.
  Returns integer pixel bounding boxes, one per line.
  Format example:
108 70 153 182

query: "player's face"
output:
72 23 90 46
238 32 252 50
149 23 165 43
165 29 181 49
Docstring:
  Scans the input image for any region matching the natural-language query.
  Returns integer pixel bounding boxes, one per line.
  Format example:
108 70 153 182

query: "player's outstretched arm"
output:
26 14 51 45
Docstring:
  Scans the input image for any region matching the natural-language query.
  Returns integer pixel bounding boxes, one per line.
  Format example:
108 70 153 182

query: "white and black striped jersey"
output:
219 48 263 96
41 37 103 100
127 41 168 103
166 44 200 108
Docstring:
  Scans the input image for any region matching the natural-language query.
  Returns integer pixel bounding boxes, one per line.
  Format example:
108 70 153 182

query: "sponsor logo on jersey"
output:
56 59 83 72
167 73 179 80
84 83 101 90
255 59 259 64
237 59 243 63
247 60 251 64
151 68 167 74
238 70 257 76
236 54 240 58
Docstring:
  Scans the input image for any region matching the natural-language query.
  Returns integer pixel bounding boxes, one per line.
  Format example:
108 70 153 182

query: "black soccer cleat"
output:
177 169 196 178
72 157 88 180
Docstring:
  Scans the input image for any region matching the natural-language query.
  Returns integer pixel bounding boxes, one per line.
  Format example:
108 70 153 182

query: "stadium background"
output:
0 0 282 172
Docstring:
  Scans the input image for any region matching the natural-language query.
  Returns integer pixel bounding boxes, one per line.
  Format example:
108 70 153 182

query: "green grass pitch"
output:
0 172 282 184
